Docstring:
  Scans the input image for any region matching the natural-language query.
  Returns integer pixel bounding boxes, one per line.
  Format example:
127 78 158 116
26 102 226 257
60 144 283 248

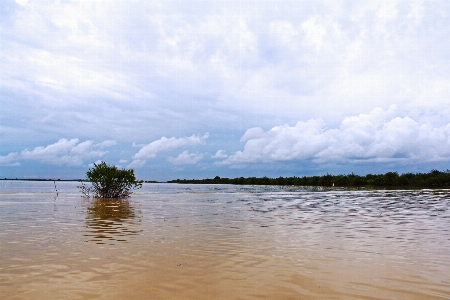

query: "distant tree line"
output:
168 169 450 188
1 178 69 181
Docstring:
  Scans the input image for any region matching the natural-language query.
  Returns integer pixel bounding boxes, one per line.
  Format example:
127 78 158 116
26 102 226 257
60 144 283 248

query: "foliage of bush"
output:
79 162 143 198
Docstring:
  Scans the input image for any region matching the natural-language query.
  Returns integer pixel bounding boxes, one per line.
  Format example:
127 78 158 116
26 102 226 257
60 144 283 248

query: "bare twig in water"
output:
53 180 58 201
78 181 92 198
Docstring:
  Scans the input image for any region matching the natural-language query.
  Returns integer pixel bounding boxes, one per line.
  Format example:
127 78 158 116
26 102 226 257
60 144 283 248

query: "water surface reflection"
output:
1 182 449 300
84 198 142 244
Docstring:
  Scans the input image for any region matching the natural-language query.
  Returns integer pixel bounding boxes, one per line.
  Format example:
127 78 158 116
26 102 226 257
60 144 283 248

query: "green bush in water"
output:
79 161 143 198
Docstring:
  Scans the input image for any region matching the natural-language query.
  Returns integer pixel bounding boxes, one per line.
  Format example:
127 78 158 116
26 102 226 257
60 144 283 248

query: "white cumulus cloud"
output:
129 133 209 167
219 107 450 166
0 138 115 166
168 151 203 165
212 150 228 159
0 152 21 166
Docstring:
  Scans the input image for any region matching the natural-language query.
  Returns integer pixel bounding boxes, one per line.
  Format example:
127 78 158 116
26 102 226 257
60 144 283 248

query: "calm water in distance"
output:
0 181 449 299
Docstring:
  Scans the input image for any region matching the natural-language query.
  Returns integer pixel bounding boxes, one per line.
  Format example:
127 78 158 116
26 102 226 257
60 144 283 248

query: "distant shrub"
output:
79 162 143 198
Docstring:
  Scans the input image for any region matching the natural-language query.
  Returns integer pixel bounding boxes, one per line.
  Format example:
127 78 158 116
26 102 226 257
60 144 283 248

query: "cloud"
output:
1 1 449 179
0 152 20 166
15 0 28 7
212 150 228 159
301 16 327 50
129 133 209 167
218 107 450 166
95 140 117 147
0 138 115 167
88 160 103 168
168 151 203 165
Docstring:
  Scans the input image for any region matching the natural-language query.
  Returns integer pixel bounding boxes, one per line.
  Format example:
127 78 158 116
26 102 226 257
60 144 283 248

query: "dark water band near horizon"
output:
0 181 449 299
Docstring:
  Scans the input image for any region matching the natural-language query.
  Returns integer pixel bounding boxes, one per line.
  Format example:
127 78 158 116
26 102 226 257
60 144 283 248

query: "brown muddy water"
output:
0 181 449 299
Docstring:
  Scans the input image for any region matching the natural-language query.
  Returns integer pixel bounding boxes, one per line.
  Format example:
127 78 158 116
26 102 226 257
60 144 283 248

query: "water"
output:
0 181 449 299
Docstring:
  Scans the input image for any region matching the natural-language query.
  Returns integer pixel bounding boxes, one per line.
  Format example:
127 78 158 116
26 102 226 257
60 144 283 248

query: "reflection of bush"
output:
87 198 136 220
85 199 141 243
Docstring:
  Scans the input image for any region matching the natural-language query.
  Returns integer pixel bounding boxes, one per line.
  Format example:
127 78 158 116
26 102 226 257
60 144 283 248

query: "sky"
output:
1 0 449 181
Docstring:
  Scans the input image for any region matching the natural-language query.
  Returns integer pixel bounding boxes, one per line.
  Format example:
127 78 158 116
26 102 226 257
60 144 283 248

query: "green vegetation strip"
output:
168 170 450 188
